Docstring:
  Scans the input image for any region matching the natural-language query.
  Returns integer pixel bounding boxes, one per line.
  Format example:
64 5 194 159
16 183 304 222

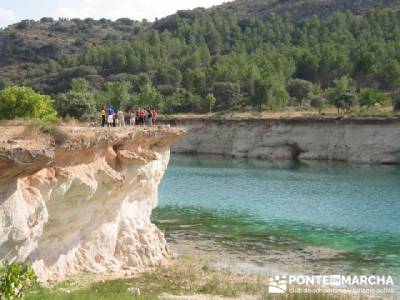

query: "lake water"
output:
153 154 400 284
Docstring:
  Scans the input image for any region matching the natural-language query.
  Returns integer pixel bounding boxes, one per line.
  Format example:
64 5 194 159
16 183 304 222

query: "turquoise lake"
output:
153 154 400 279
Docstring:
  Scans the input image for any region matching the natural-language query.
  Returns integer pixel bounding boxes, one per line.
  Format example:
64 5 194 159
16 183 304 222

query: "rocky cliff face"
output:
168 118 400 164
0 126 184 282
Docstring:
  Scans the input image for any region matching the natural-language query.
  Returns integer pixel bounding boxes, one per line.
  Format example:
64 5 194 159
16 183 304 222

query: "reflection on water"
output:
154 154 400 278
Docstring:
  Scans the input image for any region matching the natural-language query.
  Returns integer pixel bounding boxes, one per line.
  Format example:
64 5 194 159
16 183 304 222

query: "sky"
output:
0 0 232 28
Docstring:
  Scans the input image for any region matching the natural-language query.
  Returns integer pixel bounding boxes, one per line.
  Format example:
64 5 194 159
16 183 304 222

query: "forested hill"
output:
1 0 400 117
214 0 399 22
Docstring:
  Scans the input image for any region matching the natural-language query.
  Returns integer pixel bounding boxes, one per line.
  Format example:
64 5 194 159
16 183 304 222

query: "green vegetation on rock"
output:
0 260 37 299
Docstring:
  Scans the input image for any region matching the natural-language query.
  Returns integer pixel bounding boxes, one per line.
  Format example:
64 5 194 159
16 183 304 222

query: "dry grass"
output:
161 106 399 120
26 256 362 300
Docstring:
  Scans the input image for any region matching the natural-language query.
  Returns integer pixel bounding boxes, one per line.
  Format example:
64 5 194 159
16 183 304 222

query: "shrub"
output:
56 78 96 120
16 20 30 30
359 88 388 108
164 89 201 113
310 96 326 113
334 92 357 113
0 260 38 299
394 95 400 111
40 17 54 23
206 93 216 113
213 82 242 110
287 79 313 106
0 86 57 121
326 76 356 105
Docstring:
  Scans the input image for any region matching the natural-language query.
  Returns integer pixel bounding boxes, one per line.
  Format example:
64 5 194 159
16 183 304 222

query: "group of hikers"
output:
100 106 158 127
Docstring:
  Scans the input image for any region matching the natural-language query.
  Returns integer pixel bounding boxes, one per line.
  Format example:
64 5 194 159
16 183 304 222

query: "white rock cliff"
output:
0 126 183 282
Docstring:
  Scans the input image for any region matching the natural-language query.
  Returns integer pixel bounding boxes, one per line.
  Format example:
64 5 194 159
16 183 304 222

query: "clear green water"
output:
153 154 400 277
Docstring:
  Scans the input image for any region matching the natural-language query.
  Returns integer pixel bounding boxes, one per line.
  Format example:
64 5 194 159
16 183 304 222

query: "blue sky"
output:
0 0 231 28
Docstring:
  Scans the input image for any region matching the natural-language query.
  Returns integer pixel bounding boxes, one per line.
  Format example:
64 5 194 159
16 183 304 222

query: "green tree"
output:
380 60 400 92
70 77 90 92
326 76 356 104
359 88 388 108
334 92 357 114
164 89 201 113
394 94 400 111
104 81 131 109
206 93 216 113
56 78 96 119
287 79 313 106
251 77 289 111
251 79 271 112
136 84 164 110
213 82 242 111
0 86 57 121
310 96 326 114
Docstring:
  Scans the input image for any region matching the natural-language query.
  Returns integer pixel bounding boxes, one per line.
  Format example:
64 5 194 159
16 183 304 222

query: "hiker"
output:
101 107 106 127
113 111 117 127
145 107 152 126
139 108 145 125
130 110 136 126
150 107 158 125
117 110 125 127
107 105 114 127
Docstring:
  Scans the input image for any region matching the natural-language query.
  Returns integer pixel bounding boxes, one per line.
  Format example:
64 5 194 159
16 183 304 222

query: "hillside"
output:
215 0 400 21
0 0 400 116
0 18 149 66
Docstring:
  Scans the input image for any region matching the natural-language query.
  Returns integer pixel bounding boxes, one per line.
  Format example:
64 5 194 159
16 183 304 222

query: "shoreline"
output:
25 241 399 300
166 233 399 300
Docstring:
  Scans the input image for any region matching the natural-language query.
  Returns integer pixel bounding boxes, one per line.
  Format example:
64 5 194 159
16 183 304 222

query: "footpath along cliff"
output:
0 125 184 282
165 117 400 164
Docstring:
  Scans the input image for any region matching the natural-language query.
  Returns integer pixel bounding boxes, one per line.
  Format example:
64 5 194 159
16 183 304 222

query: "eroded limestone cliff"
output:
167 117 400 164
0 125 184 282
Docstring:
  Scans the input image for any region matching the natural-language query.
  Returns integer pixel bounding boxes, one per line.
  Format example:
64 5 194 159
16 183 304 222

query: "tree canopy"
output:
0 86 57 121
1 2 400 114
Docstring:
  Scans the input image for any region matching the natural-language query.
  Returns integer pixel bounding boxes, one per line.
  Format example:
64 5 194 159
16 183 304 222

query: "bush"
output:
213 82 242 110
16 20 30 30
0 86 57 121
287 79 313 106
310 96 326 113
57 91 96 120
56 78 96 120
334 92 357 113
359 88 388 108
0 260 38 299
394 95 400 111
164 89 202 113
40 17 54 23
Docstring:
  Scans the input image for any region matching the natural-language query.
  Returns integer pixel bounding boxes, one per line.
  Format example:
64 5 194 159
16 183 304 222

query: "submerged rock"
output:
0 126 184 283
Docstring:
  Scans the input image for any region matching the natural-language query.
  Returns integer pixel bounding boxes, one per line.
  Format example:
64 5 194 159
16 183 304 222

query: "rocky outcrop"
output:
0 126 184 282
167 117 400 164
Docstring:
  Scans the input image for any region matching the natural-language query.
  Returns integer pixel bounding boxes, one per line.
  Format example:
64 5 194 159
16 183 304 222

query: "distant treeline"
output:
1 6 400 117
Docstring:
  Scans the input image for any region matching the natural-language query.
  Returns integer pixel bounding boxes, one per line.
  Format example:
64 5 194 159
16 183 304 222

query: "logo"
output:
267 274 394 295
268 275 288 294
